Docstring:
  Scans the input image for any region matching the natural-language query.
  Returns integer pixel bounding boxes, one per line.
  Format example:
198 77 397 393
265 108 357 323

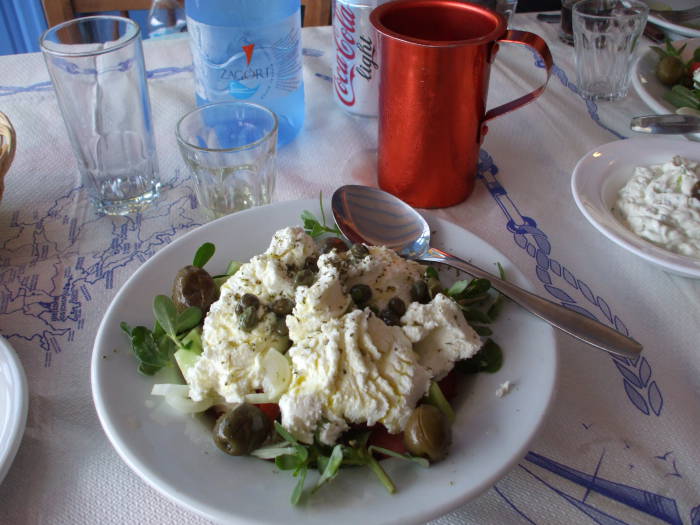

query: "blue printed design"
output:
520 451 685 524
302 47 324 57
476 149 661 415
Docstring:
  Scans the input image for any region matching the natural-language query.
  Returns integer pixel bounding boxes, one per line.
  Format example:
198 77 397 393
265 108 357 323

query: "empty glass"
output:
572 0 648 101
40 16 161 215
176 102 278 219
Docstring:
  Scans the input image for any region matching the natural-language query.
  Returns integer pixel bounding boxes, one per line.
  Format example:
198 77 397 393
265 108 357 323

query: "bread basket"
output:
0 112 16 202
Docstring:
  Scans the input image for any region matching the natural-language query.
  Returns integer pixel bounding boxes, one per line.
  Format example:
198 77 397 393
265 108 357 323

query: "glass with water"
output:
40 16 160 215
176 102 278 219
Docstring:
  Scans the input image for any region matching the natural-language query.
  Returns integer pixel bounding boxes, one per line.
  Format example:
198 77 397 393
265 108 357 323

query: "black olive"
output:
304 256 319 273
403 404 452 463
379 308 400 326
213 404 273 456
322 237 349 253
271 297 294 316
350 284 372 306
388 297 406 316
295 269 315 287
350 243 369 258
172 265 219 313
410 280 431 304
239 305 259 332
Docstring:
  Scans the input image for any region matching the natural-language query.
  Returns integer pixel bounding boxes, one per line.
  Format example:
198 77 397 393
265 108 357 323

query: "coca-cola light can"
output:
332 0 383 117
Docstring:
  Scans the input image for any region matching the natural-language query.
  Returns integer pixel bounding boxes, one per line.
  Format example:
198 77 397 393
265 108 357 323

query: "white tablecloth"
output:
1 13 699 525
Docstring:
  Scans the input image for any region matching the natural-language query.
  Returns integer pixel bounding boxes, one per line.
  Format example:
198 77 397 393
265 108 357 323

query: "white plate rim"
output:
632 37 700 116
91 198 558 524
0 336 28 484
647 13 700 39
571 137 700 278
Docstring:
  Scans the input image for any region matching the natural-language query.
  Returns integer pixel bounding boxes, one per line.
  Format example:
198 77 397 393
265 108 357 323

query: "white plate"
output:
0 336 28 484
571 137 700 278
91 199 558 525
632 37 700 115
641 0 700 39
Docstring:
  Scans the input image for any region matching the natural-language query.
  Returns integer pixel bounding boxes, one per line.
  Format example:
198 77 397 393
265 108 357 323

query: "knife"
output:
630 114 700 134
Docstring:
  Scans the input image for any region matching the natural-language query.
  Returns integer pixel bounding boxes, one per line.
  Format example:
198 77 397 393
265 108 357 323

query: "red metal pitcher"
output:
370 0 552 208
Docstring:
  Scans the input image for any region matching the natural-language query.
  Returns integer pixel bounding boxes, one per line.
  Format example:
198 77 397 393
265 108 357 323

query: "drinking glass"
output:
176 102 278 219
40 16 161 215
559 0 581 45
572 0 648 101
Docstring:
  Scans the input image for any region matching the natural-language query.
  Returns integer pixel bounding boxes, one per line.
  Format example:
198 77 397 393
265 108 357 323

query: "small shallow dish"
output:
571 137 700 279
0 336 28 484
632 37 700 116
92 198 558 525
641 0 700 39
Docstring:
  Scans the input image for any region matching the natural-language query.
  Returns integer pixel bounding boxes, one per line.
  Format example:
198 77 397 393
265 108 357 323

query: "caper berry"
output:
304 256 319 273
350 243 369 258
172 265 219 313
379 308 400 326
350 284 372 306
295 269 315 287
403 404 452 463
388 297 406 316
239 305 259 332
213 403 273 456
410 280 431 304
273 317 289 336
322 237 349 254
271 297 294 317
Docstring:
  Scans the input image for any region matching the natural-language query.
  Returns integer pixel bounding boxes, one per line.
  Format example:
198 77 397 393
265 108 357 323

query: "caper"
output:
172 265 219 313
350 243 369 258
379 308 400 326
213 403 273 456
350 284 372 306
239 305 259 332
692 181 700 201
410 280 431 304
304 256 319 273
271 297 294 317
273 317 289 336
656 55 685 86
240 293 259 309
403 404 452 463
388 297 406 316
295 269 315 287
427 277 443 297
322 237 349 253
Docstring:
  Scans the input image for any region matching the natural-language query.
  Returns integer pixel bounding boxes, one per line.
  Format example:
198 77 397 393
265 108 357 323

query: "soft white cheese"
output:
189 228 486 445
616 156 700 259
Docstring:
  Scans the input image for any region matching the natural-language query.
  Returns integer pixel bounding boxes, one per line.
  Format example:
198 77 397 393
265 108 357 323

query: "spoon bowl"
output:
332 185 643 358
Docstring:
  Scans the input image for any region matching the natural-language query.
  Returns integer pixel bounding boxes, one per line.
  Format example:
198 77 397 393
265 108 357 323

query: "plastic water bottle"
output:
186 0 305 146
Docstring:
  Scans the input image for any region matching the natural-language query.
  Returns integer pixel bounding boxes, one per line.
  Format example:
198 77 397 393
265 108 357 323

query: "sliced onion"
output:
151 383 214 414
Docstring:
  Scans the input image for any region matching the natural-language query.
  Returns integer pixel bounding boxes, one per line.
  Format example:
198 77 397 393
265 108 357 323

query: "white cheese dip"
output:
616 156 700 259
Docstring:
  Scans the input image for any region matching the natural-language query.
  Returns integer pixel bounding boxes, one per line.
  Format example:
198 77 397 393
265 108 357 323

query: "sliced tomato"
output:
257 403 281 422
689 62 700 75
368 424 407 455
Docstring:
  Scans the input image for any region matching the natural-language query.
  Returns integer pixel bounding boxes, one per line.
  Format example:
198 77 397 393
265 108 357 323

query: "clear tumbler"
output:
40 16 160 215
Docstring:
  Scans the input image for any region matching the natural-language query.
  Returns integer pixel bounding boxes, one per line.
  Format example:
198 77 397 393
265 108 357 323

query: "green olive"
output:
410 280 431 304
656 55 685 86
271 297 294 317
322 237 349 253
172 265 219 313
350 243 369 258
213 404 272 456
403 404 452 462
350 284 372 306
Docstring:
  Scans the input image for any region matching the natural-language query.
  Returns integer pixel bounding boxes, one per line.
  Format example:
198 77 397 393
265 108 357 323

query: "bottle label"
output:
188 13 303 103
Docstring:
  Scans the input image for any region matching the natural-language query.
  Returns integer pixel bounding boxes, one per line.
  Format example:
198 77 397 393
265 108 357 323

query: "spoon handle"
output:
423 247 642 358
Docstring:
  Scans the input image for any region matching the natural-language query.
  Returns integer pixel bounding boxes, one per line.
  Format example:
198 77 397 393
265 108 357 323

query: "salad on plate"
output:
119 207 508 505
652 39 700 112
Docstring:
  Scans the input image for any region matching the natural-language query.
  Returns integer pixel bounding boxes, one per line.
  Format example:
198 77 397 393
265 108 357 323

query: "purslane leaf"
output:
192 242 215 268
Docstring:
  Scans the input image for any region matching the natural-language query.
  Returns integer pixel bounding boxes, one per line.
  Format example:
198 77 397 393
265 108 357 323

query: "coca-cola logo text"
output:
356 35 378 81
333 5 357 107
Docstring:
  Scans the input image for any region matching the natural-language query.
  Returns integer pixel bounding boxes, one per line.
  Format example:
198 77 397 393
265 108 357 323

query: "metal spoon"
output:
332 185 642 358
630 114 700 134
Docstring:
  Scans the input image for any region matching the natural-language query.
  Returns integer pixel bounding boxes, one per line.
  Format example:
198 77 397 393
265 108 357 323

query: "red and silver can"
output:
332 0 383 117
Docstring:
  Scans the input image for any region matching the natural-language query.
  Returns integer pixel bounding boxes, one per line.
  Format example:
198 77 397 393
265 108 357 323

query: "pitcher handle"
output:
482 30 553 130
